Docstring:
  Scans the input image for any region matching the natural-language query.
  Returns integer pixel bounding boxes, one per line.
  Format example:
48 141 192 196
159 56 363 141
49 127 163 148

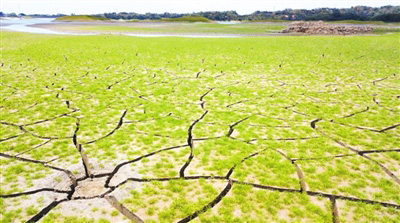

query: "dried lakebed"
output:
1 32 400 222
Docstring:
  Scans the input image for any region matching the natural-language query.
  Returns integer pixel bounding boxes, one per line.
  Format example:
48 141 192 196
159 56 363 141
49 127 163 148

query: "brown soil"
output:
282 21 373 35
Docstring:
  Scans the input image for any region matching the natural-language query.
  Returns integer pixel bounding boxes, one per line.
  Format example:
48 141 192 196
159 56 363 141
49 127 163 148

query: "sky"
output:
2 0 399 15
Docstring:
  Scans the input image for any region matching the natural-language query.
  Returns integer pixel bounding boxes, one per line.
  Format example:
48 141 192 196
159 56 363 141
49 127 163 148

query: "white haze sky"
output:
2 0 399 15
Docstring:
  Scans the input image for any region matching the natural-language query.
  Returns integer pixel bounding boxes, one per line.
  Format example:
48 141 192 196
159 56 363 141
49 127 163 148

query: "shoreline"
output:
1 19 396 37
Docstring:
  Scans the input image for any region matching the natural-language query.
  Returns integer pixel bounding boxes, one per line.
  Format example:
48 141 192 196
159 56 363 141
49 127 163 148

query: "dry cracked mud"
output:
1 34 400 223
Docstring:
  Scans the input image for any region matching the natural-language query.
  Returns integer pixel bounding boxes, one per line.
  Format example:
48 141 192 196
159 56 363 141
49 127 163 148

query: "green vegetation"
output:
162 16 211 23
197 185 332 222
55 15 110 22
88 6 400 22
246 19 287 23
1 31 399 222
327 20 399 25
60 23 285 35
373 27 400 34
339 201 400 222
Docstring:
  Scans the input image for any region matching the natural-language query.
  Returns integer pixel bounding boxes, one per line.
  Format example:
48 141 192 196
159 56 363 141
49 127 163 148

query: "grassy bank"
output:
55 15 110 22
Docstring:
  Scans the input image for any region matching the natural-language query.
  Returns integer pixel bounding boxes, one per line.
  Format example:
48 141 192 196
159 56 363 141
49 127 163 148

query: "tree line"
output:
98 6 400 22
1 5 399 22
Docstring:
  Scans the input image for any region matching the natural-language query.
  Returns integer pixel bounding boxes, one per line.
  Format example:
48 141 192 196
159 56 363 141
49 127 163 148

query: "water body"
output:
1 18 241 38
1 18 65 34
216 21 242 24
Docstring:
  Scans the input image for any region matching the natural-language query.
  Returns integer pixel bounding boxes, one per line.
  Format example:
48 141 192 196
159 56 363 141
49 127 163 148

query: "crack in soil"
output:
317 128 400 186
26 199 68 223
248 136 319 142
331 121 400 133
225 148 268 179
273 149 308 192
21 110 79 127
0 188 70 198
83 110 128 144
106 75 135 90
226 116 251 137
1 166 400 222
226 100 248 108
292 154 356 161
105 195 144 223
362 154 400 185
341 107 370 118
2 72 399 222
0 152 77 188
308 115 400 188
0 134 24 142
1 121 73 140
358 149 400 154
15 139 52 157
104 144 189 187
330 197 339 223
20 125 72 140
373 96 397 113
180 110 208 177
372 76 388 86
178 180 233 223
310 118 321 129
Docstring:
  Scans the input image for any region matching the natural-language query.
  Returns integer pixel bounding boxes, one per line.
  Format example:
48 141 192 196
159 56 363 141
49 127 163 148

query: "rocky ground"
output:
282 21 373 35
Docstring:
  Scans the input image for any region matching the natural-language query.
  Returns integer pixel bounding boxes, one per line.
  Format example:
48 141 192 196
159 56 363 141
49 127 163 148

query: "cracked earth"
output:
1 34 399 222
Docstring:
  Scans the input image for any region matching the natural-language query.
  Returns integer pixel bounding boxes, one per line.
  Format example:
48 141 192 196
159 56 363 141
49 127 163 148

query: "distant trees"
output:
195 11 240 21
1 5 399 22
8 12 18 17
370 6 400 22
0 12 64 18
95 6 399 22
372 13 400 22
244 6 400 22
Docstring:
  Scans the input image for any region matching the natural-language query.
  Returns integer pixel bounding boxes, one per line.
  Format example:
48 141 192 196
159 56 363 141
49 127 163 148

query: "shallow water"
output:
0 18 241 38
1 18 64 34
216 21 241 24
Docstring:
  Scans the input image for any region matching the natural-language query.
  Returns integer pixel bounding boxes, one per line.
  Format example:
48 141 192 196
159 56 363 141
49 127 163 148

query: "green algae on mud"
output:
1 31 399 222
